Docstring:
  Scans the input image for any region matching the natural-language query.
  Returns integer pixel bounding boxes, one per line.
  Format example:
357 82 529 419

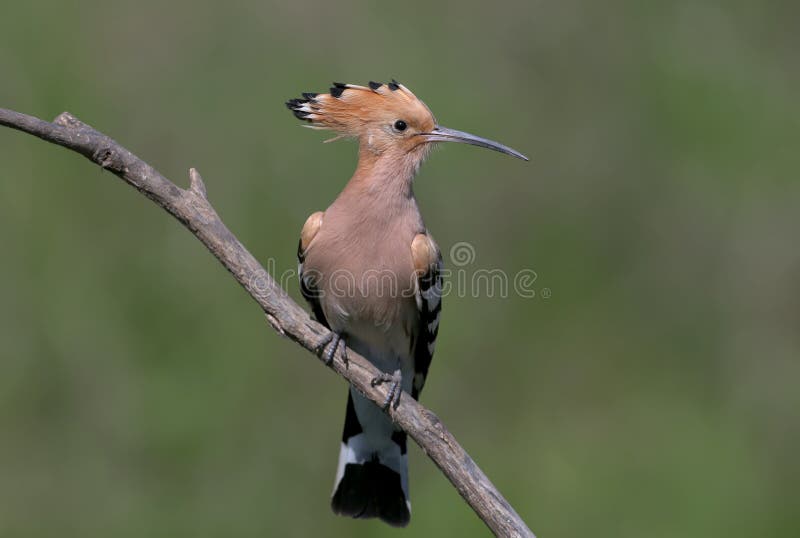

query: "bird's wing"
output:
410 233 443 400
297 211 328 327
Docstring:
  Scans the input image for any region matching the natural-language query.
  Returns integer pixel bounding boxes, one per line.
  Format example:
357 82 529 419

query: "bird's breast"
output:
304 223 420 339
311 251 417 327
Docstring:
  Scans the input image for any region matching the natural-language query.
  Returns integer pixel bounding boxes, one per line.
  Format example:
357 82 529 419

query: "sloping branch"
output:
0 108 535 538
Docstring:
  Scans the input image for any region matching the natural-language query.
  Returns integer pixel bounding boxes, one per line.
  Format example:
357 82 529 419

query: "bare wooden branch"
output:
0 107 535 538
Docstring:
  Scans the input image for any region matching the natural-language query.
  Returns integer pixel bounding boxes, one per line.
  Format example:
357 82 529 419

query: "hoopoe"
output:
287 80 526 527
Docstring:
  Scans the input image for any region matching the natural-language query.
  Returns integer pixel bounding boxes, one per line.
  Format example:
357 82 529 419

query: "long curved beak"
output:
421 125 529 161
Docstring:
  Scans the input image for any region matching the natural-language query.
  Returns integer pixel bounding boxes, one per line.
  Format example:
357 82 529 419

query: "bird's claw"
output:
371 369 403 410
315 331 347 366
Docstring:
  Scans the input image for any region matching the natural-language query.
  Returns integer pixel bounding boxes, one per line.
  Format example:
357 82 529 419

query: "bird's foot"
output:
315 331 347 366
371 369 403 410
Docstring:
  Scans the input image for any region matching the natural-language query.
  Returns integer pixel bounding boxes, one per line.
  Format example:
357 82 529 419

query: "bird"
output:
286 80 527 527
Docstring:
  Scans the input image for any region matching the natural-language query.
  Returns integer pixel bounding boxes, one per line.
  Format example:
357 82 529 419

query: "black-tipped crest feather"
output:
285 98 312 122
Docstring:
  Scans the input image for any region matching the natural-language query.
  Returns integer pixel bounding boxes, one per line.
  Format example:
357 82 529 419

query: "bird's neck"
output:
329 147 425 231
347 145 423 200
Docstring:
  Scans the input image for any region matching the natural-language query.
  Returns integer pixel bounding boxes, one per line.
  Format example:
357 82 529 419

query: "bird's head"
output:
286 80 528 165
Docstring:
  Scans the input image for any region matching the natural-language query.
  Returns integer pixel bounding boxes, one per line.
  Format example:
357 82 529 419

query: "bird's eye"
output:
393 120 408 132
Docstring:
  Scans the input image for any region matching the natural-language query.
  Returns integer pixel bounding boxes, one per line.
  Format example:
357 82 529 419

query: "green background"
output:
1 1 798 536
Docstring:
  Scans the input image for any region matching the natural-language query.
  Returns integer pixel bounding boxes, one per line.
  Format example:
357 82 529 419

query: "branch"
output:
0 108 535 538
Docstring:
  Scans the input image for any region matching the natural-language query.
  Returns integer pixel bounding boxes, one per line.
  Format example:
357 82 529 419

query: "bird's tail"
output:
331 391 410 527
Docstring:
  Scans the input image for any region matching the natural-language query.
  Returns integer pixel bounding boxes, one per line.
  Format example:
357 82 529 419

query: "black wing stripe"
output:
412 250 443 400
298 238 329 329
341 391 363 442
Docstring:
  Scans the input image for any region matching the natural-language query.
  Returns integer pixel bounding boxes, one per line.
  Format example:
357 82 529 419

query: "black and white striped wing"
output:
297 212 328 328
412 249 443 400
298 238 329 328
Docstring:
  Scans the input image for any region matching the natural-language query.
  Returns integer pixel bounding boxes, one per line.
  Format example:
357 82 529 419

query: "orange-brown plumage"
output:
287 81 437 159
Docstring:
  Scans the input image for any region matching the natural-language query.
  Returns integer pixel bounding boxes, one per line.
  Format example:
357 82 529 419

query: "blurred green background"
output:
1 1 798 536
